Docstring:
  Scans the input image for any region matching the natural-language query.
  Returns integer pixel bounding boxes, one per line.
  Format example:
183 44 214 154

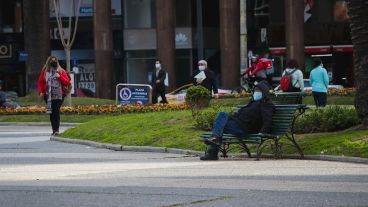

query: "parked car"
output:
158 84 232 104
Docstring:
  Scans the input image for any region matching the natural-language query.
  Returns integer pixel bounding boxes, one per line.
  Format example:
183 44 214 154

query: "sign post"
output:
116 84 152 105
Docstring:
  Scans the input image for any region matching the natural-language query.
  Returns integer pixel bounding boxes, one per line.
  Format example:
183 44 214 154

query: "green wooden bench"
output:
271 91 307 104
200 104 308 160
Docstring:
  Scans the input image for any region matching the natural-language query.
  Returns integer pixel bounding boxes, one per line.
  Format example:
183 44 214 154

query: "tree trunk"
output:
347 0 368 128
23 0 50 93
156 0 176 91
285 0 305 70
93 0 114 99
65 48 72 106
219 0 240 89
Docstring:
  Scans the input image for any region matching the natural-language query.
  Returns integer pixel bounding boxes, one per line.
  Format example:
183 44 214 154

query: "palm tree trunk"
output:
347 0 368 128
23 0 50 93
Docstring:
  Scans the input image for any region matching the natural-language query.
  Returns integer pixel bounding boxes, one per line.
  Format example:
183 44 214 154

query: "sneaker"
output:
52 131 59 136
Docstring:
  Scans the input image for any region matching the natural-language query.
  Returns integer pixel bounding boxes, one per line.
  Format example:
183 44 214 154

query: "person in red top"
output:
37 56 70 135
241 55 273 87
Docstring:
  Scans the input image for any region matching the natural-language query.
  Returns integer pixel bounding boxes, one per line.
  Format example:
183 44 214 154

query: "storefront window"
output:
125 50 156 84
124 0 156 29
0 0 22 33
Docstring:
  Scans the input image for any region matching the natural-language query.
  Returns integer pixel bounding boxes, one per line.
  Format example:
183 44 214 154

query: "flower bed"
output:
0 104 191 115
305 88 356 96
217 88 355 99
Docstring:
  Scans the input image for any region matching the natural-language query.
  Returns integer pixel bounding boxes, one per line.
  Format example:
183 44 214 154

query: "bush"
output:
294 106 361 133
193 106 233 130
185 85 211 108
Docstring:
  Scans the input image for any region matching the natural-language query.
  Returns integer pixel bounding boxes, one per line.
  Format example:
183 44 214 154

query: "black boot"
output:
200 145 219 161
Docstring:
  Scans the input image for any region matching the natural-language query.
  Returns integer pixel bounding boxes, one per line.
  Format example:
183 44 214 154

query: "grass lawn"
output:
60 109 368 158
287 126 368 158
61 110 207 151
4 93 364 158
18 93 115 106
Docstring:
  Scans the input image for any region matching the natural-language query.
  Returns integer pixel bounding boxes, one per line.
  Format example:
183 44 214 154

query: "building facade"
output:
0 0 354 98
247 0 353 86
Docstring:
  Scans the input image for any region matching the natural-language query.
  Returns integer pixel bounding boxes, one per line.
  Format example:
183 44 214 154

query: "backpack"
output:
280 69 297 92
260 58 274 75
62 71 72 94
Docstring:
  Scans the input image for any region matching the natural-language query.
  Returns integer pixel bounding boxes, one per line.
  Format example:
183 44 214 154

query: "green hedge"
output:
294 106 361 133
194 105 361 134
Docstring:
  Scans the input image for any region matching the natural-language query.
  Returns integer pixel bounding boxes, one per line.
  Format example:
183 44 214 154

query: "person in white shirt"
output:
279 59 304 92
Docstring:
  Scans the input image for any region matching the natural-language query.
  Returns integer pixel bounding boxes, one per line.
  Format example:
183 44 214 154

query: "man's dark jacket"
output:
152 69 166 91
231 82 275 133
192 69 218 94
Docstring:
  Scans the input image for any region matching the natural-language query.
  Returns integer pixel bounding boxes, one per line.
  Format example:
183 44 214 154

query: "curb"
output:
50 136 203 157
50 136 368 164
0 122 80 127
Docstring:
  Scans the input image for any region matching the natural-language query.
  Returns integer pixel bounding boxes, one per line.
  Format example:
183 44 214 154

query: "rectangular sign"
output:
116 84 152 105
49 0 121 17
76 63 95 94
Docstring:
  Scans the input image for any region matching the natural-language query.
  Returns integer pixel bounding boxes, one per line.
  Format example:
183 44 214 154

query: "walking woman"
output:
37 56 70 135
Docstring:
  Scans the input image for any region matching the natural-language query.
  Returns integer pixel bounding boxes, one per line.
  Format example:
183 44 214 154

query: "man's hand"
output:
196 78 203 84
156 80 160 84
39 93 44 97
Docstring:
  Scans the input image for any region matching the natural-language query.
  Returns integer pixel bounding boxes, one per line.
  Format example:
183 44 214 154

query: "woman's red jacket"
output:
37 68 71 96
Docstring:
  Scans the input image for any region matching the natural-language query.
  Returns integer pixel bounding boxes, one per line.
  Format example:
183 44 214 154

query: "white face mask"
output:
155 64 161 69
199 66 206 71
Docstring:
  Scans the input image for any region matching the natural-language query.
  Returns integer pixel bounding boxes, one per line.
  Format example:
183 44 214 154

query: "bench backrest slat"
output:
269 105 299 135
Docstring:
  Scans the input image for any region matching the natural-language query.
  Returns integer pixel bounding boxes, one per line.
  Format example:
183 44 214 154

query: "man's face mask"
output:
253 91 263 101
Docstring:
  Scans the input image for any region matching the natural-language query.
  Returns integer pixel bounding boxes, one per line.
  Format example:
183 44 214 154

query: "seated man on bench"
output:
200 81 275 160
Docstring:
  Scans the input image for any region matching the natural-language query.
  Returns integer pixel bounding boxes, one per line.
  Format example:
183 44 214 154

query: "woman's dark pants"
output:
312 91 327 107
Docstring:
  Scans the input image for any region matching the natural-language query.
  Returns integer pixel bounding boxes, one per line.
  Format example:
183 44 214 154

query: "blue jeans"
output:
206 112 247 156
212 112 246 140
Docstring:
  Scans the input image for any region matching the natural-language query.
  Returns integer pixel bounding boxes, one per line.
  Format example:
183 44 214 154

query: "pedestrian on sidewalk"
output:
37 56 70 135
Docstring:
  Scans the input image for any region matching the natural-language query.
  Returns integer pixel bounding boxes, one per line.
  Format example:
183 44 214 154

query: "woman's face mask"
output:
50 61 58 68
253 91 263 101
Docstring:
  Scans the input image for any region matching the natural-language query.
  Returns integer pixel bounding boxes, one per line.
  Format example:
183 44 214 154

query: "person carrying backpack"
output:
278 59 304 92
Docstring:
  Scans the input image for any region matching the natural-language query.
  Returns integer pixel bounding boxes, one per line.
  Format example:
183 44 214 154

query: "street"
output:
0 125 368 207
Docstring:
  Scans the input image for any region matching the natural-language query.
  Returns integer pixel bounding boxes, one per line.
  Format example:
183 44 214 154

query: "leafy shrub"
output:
294 106 361 133
185 85 211 108
193 106 233 130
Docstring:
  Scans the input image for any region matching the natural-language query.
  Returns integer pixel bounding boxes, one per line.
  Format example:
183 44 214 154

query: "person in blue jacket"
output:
309 58 329 107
